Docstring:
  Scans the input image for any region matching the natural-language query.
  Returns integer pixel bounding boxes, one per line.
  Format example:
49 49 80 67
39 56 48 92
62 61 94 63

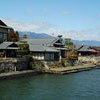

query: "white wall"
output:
32 52 55 61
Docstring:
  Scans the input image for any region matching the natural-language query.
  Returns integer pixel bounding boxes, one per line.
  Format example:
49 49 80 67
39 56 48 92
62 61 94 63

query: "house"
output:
0 20 14 43
75 44 98 56
23 38 67 61
0 42 19 57
89 46 100 56
0 20 19 43
30 44 59 61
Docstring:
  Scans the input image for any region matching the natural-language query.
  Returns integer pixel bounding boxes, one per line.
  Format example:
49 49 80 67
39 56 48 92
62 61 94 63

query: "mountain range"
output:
19 32 54 39
19 31 100 46
72 40 100 46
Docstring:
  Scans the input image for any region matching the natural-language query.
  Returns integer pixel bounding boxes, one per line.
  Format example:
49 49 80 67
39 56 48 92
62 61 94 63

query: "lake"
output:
0 69 100 100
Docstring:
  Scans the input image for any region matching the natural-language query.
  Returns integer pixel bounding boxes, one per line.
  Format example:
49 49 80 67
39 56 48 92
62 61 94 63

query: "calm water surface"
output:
0 69 100 100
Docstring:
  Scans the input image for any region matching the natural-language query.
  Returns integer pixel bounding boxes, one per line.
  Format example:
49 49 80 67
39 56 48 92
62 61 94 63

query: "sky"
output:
0 0 100 40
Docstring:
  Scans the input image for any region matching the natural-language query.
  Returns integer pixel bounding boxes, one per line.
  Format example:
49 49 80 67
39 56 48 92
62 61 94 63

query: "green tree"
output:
57 35 62 39
65 38 78 66
65 38 74 50
17 41 29 57
23 34 28 39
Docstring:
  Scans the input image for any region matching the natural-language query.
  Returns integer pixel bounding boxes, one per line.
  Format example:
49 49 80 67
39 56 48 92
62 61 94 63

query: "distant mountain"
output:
72 40 100 46
18 31 100 46
19 32 54 39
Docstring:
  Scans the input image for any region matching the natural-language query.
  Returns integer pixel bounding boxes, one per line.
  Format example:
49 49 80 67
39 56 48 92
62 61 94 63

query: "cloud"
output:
68 29 94 34
2 18 54 33
66 28 100 41
1 18 100 41
62 11 71 16
2 18 63 36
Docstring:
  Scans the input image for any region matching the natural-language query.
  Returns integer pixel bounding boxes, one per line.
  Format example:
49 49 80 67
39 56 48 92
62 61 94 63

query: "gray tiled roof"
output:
0 42 13 49
0 20 12 29
0 20 7 26
75 44 83 50
0 42 18 49
30 44 58 52
78 45 93 52
90 46 100 51
0 25 12 29
22 38 65 52
23 38 62 46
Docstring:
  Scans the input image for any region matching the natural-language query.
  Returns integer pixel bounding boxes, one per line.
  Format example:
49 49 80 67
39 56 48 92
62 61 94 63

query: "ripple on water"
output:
0 69 100 100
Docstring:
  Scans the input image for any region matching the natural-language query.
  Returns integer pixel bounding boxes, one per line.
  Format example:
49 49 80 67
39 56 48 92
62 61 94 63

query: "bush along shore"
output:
0 55 100 79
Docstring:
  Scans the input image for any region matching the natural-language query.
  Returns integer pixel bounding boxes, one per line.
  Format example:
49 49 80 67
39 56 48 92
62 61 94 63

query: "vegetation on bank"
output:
17 41 29 57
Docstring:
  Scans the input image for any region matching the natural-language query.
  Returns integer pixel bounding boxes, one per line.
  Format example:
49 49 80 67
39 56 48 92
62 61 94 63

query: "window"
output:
0 32 7 42
3 33 7 41
0 32 2 42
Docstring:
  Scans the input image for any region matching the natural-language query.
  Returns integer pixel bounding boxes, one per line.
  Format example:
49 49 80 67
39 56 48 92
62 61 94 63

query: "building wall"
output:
0 27 8 43
44 52 54 61
32 52 55 61
0 27 14 43
32 52 44 60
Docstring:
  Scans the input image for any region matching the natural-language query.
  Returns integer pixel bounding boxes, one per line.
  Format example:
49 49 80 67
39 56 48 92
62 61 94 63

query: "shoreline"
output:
46 63 100 75
0 63 100 80
0 70 41 80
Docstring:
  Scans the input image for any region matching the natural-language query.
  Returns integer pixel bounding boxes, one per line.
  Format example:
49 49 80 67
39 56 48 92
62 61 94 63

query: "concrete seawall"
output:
0 63 100 80
0 70 41 80
46 63 100 75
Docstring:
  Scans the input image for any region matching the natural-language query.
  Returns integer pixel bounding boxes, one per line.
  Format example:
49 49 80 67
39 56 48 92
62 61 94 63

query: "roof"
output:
90 46 100 51
78 45 94 52
29 44 58 52
0 42 18 49
0 42 13 49
22 38 65 52
0 20 12 29
22 38 64 46
56 47 67 50
0 20 7 26
0 25 12 29
75 44 83 50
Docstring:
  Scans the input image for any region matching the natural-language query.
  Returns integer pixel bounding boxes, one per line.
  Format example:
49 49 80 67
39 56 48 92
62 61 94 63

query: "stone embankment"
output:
46 63 100 75
0 58 29 73
0 70 40 80
0 56 100 79
78 56 100 64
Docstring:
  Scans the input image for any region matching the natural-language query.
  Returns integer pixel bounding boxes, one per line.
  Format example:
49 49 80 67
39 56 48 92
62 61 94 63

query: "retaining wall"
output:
0 58 29 73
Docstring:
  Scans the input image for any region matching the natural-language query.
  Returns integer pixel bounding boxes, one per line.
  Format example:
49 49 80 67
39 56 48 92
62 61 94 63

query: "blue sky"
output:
0 0 100 40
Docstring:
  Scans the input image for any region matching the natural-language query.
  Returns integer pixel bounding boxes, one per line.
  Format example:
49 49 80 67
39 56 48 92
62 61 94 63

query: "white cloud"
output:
62 11 71 16
1 18 100 41
2 18 62 36
2 19 44 32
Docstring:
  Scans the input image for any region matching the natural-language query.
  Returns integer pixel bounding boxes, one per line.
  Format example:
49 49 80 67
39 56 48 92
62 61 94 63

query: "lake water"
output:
0 69 100 100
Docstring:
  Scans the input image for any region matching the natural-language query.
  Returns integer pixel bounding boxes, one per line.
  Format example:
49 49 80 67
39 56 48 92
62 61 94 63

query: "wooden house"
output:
75 44 98 56
0 20 19 43
23 38 67 61
0 42 19 57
